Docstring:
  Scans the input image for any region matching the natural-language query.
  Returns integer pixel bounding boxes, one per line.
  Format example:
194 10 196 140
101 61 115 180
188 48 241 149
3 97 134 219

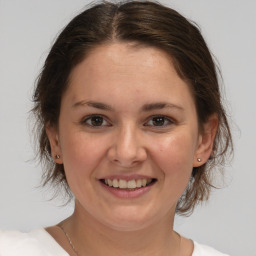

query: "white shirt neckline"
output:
1 228 226 256
40 228 200 256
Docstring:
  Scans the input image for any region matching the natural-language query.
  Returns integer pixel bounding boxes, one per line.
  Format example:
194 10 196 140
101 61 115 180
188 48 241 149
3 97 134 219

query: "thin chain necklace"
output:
58 224 80 256
58 224 181 256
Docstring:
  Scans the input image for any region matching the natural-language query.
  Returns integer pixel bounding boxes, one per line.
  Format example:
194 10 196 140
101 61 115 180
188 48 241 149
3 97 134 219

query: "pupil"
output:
153 117 164 126
91 116 103 126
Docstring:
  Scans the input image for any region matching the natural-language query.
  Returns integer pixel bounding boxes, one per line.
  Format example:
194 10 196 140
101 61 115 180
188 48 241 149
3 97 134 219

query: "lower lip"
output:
99 181 154 199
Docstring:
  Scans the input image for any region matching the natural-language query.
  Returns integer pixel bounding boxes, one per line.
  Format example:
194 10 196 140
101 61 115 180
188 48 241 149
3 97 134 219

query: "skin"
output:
46 42 218 256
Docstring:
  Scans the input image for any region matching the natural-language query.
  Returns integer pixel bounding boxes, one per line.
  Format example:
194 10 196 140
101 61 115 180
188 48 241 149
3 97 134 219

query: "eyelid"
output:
81 114 112 127
144 115 175 127
80 114 175 128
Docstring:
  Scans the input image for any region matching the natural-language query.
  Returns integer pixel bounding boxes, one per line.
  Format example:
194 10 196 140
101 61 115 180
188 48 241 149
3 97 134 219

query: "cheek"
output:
150 132 198 202
150 132 197 177
59 132 112 200
60 131 109 176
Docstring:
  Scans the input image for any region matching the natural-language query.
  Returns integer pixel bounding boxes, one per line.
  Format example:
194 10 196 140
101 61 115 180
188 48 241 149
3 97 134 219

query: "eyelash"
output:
144 115 174 128
81 115 111 128
81 115 175 128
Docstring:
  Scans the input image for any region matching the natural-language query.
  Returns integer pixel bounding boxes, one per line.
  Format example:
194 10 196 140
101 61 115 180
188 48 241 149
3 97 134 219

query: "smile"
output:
100 178 156 190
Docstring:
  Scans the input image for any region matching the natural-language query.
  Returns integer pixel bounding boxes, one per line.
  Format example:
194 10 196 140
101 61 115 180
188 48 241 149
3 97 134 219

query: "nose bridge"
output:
108 121 146 166
118 122 137 153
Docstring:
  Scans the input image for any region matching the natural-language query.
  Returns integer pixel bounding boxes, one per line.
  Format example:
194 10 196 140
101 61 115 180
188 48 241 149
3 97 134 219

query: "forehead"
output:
70 42 176 80
64 42 194 110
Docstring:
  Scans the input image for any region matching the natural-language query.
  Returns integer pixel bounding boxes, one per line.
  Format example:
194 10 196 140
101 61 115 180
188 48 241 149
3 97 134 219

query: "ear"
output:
193 114 218 167
46 123 63 164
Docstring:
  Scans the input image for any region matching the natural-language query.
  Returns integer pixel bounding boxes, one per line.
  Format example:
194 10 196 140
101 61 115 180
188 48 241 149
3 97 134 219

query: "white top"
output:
0 229 230 256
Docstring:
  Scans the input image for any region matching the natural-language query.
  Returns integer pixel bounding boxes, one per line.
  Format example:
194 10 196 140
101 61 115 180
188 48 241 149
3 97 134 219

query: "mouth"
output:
99 178 157 190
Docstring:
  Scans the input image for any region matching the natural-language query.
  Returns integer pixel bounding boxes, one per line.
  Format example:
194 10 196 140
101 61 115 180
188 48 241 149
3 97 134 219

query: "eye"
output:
145 115 173 127
82 115 110 127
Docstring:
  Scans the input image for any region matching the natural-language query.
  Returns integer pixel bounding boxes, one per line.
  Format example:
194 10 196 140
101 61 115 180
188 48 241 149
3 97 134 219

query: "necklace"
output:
58 224 181 256
58 224 80 256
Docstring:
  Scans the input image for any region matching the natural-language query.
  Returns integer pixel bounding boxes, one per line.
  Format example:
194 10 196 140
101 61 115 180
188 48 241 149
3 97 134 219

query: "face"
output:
47 43 215 231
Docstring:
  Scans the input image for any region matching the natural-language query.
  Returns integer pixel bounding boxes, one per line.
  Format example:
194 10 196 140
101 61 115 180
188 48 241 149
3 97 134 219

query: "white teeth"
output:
127 180 136 189
112 179 118 188
107 179 113 186
136 179 142 188
119 179 127 188
103 178 154 189
142 179 147 187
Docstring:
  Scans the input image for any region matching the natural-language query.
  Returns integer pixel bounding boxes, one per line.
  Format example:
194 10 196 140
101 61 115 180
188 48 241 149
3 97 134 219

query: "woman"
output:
0 1 232 255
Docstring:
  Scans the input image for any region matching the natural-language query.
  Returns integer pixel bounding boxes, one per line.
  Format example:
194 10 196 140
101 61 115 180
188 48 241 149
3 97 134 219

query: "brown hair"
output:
32 0 233 215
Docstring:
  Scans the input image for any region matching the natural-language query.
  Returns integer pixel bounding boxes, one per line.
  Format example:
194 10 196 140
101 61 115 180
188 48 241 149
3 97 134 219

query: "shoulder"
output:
192 241 230 256
0 229 68 256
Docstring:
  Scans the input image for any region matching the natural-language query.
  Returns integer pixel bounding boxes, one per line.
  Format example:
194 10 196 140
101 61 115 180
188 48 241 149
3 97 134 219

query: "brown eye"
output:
145 116 173 127
83 115 110 127
152 116 165 126
90 116 104 126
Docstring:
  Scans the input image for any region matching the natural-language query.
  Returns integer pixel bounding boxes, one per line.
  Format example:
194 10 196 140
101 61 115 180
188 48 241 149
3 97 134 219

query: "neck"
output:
61 200 180 256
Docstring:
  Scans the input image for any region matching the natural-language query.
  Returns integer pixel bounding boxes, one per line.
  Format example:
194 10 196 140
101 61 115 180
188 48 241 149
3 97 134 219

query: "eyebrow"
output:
141 102 184 112
72 100 184 112
72 100 114 111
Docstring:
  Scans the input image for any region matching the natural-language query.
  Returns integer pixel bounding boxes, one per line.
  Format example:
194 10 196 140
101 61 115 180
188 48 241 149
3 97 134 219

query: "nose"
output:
107 124 147 167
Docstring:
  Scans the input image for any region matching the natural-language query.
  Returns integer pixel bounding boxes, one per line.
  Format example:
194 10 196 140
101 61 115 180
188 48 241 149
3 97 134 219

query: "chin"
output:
99 208 158 232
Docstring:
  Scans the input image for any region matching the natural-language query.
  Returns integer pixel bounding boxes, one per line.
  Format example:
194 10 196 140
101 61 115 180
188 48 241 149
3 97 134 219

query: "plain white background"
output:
0 1 255 255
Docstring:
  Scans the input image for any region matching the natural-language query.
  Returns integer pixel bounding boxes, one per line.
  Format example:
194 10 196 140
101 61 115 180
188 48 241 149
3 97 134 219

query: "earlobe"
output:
46 124 63 164
193 114 218 167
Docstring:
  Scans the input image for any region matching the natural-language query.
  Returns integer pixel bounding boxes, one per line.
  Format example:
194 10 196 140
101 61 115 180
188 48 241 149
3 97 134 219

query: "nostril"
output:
106 138 147 167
